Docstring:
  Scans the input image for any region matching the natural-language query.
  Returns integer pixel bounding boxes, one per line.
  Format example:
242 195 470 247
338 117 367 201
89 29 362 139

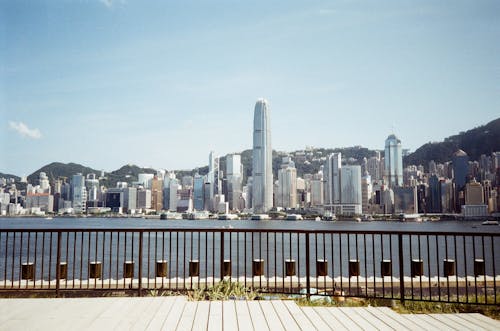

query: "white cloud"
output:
99 0 124 8
8 121 42 139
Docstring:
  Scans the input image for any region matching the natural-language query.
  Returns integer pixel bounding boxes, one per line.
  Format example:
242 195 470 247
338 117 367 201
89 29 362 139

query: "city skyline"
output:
2 0 500 176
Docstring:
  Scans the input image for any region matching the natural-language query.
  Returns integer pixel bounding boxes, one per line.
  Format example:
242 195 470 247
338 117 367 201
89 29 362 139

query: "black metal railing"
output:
0 228 498 305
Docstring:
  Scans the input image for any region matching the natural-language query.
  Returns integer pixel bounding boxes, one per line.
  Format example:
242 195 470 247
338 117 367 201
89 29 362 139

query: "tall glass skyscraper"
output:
384 134 403 188
252 99 273 213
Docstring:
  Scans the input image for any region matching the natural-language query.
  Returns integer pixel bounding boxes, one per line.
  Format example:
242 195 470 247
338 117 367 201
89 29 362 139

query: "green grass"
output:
187 280 258 301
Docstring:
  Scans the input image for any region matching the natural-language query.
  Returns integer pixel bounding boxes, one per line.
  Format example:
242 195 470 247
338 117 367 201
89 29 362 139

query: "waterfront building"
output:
71 173 87 213
193 174 205 211
151 176 163 211
168 178 180 211
122 187 137 213
324 153 342 206
361 171 372 214
104 188 123 213
177 188 193 212
428 175 442 213
252 99 273 213
393 186 418 214
384 134 403 188
277 156 297 209
465 179 484 205
85 173 100 204
310 177 323 207
136 189 152 210
452 149 470 212
226 154 243 211
339 165 362 215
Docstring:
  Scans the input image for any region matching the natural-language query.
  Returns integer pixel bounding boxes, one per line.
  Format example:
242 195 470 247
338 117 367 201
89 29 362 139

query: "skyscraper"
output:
277 156 297 209
324 153 342 206
226 154 243 211
384 134 403 188
252 99 273 213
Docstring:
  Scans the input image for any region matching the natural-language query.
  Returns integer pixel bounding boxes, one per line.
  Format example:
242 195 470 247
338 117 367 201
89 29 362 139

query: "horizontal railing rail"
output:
0 228 498 305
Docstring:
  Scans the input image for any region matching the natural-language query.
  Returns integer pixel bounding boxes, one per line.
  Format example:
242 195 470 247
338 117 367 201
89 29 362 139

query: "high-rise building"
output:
384 134 403 188
252 99 273 213
193 174 205 211
361 172 372 214
277 156 297 209
324 153 342 206
226 154 243 211
465 179 484 205
71 173 87 213
340 165 362 215
151 176 164 211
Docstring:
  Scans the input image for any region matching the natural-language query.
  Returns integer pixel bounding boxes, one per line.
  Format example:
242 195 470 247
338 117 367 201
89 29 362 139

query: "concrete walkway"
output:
0 296 499 330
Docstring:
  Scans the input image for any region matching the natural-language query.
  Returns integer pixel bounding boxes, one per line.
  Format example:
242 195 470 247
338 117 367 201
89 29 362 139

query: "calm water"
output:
0 218 498 281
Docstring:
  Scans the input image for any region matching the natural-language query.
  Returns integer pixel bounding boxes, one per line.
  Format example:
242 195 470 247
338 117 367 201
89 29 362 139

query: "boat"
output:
482 220 499 225
361 215 374 222
285 214 303 221
250 214 270 221
323 211 337 221
398 213 422 222
44 216 53 220
218 214 239 220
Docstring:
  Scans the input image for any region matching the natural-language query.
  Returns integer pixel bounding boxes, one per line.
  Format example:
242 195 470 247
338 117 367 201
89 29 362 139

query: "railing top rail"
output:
0 227 499 237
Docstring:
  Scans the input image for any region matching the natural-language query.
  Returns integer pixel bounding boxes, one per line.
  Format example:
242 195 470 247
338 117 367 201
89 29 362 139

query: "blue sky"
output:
1 0 499 176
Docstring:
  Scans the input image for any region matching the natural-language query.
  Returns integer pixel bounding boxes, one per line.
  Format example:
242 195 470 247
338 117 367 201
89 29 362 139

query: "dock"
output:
0 296 499 330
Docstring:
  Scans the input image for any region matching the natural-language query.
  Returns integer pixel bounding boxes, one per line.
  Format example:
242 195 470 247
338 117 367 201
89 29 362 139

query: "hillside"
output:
0 172 20 181
404 117 500 167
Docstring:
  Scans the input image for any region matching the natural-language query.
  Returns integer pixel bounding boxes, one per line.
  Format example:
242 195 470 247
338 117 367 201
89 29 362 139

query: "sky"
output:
1 0 499 176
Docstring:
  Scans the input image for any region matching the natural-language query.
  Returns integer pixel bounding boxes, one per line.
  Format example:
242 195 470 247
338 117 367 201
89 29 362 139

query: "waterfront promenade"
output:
0 296 499 330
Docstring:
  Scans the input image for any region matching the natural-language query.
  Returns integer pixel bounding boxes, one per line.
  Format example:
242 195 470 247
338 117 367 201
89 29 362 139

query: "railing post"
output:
138 231 143 297
220 231 224 280
305 232 311 300
398 233 404 303
55 231 62 297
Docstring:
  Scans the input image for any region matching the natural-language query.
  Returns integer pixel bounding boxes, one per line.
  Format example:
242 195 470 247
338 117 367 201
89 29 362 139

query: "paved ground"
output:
0 296 499 330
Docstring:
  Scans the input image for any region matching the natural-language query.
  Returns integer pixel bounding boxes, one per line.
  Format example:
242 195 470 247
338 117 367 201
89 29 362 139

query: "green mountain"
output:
26 162 157 188
0 173 20 181
404 117 500 167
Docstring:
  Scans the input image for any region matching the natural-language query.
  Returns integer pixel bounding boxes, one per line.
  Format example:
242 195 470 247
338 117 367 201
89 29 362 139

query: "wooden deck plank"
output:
191 301 210 331
247 301 270 331
113 298 157 330
270 300 301 331
313 307 349 331
234 300 254 331
352 307 396 331
428 314 475 330
300 307 333 331
456 313 500 331
207 301 223 331
325 307 363 331
132 298 174 331
258 301 286 331
144 296 179 331
282 300 316 330
160 297 187 331
366 307 420 331
337 307 378 330
82 298 128 330
409 314 455 330
176 302 198 331
442 314 483 330
402 313 447 331
222 300 238 331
